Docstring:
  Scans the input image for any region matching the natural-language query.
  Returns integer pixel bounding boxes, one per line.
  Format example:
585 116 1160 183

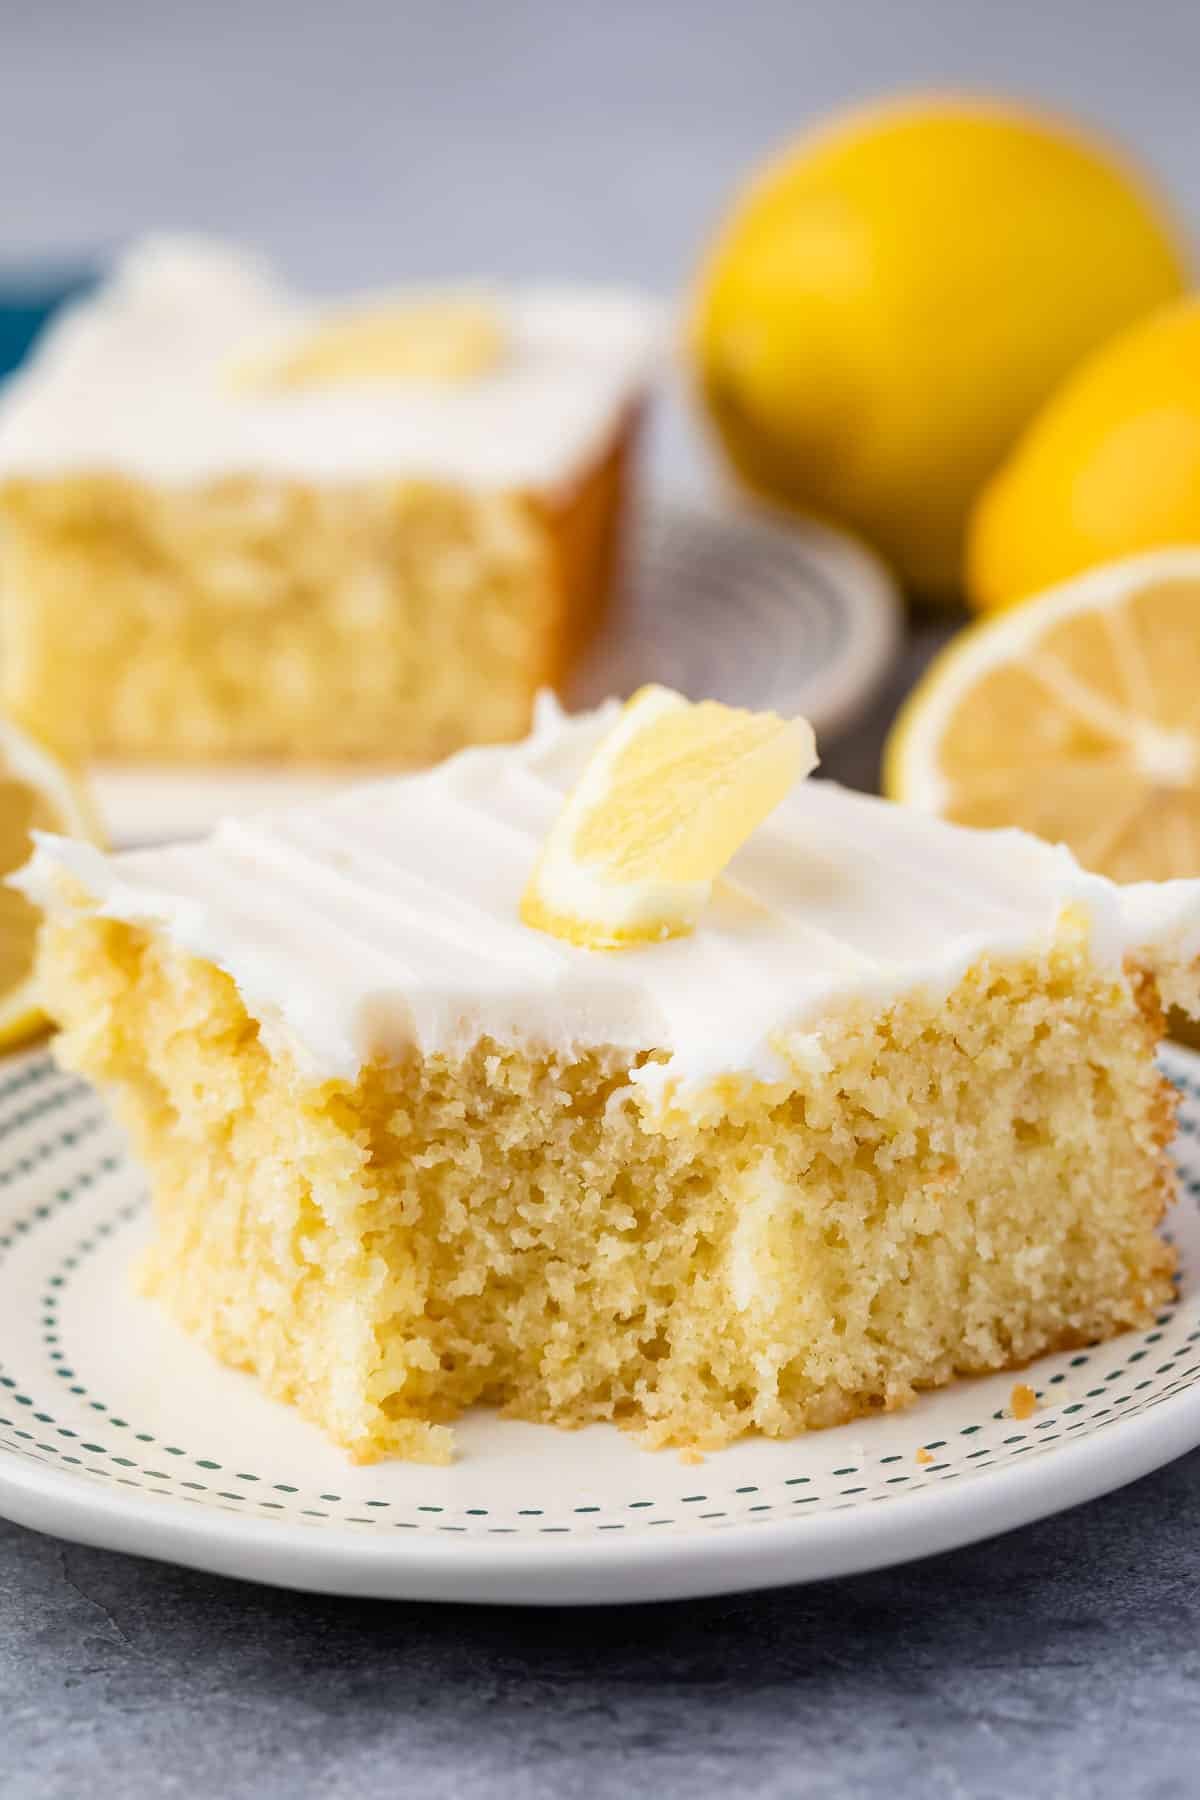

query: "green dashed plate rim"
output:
0 1043 1198 1605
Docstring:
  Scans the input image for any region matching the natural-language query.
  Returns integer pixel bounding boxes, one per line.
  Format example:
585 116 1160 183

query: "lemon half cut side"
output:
885 549 1200 885
0 720 99 1051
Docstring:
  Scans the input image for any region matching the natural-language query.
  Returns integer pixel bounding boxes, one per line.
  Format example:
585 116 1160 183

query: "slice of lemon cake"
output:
16 692 1200 1464
0 238 657 764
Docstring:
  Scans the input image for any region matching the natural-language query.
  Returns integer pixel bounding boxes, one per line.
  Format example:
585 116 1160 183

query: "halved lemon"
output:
234 297 504 390
0 721 99 1051
885 549 1200 884
521 685 817 950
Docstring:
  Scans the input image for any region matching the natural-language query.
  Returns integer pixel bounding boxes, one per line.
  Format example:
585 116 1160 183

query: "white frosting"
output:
17 698 1200 1103
0 237 662 494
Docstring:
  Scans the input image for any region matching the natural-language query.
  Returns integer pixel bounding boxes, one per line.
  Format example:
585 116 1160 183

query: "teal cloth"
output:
0 269 97 379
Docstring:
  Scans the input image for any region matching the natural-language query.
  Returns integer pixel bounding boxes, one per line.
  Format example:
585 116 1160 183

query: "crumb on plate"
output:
1010 1382 1037 1421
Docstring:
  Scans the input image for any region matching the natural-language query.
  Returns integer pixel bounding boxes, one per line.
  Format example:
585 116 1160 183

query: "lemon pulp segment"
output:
522 686 817 949
234 298 504 389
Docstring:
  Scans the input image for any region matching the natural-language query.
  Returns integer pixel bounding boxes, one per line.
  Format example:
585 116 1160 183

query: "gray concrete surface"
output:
2 1450 1199 1800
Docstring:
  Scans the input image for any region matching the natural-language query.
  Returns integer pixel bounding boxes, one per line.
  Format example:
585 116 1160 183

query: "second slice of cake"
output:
0 240 657 765
18 694 1200 1463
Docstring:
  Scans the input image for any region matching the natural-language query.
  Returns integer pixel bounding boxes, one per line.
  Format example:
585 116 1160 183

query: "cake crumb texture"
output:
0 424 630 763
36 910 1178 1463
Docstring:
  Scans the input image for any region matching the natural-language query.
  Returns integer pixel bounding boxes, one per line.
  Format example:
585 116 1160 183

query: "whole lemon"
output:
691 94 1188 598
969 297 1200 610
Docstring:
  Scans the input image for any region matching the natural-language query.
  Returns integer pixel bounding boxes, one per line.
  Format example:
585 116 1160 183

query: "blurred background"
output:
5 0 1200 862
5 0 1200 497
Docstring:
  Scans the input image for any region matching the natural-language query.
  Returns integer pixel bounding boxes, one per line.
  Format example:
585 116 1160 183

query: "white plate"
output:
91 500 901 845
0 1043 1197 1604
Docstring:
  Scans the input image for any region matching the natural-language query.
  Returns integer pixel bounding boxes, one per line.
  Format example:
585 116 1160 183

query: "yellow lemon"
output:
969 297 1200 611
885 549 1200 884
691 94 1188 599
0 719 100 1051
521 686 816 950
234 297 504 389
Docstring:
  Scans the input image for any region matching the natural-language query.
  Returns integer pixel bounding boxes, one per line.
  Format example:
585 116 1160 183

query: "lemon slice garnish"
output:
521 686 817 950
234 298 504 390
0 720 100 1051
885 549 1200 883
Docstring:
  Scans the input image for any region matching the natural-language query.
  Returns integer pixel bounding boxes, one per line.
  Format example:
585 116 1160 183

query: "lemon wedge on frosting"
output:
235 297 504 390
0 719 100 1051
521 686 817 950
